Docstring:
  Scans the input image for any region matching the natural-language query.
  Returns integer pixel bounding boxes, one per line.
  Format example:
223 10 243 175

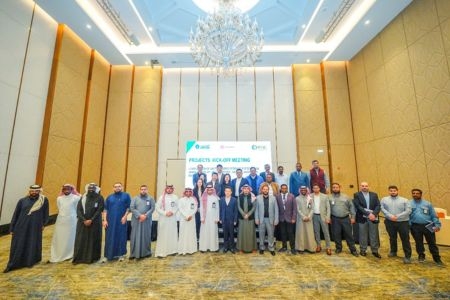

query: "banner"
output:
185 141 272 187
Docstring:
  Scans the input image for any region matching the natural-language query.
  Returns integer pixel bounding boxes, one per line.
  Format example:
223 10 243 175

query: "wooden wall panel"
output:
127 66 162 196
101 66 133 191
40 26 90 215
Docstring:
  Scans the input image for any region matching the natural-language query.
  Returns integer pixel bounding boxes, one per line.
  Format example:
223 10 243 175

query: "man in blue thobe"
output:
102 182 131 261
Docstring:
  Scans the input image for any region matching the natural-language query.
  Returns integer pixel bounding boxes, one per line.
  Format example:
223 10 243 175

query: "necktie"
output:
283 194 286 210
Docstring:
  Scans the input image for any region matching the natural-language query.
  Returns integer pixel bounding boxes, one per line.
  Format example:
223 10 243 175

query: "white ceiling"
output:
34 0 412 67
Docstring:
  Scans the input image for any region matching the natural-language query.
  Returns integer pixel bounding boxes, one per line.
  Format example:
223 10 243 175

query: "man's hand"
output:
84 219 92 226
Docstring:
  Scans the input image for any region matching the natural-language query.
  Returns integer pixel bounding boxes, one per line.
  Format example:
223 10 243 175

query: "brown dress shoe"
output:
315 246 322 253
326 248 332 255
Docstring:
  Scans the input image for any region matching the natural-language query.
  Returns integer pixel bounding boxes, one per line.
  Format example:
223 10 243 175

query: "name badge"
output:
170 201 175 207
212 202 216 208
147 201 150 206
423 208 429 215
94 202 98 208
190 203 195 209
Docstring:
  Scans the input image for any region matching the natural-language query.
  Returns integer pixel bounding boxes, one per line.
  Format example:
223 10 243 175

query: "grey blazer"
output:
312 193 331 222
255 195 279 225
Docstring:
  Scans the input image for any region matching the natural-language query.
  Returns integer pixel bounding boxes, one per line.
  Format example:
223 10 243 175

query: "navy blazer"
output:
353 191 381 223
219 196 238 224
231 177 249 197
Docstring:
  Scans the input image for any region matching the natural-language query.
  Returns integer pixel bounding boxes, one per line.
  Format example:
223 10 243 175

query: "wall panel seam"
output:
77 49 95 189
36 23 64 185
1 3 37 215
320 62 333 182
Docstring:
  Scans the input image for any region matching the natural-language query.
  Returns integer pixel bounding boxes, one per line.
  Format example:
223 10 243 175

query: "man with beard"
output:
129 185 155 259
329 183 358 257
199 183 220 252
409 188 443 265
255 183 279 256
72 183 104 264
381 185 412 264
353 181 381 258
178 187 198 255
237 184 257 253
155 185 179 258
103 182 131 262
276 184 297 254
295 186 316 254
50 184 80 263
4 185 49 273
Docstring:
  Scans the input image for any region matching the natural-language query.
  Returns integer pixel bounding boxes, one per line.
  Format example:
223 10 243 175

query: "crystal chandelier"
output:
189 0 264 75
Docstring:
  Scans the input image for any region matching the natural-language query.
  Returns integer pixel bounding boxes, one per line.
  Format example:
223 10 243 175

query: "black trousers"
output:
331 216 356 252
222 221 235 250
384 220 411 257
410 223 440 261
278 221 295 250
195 211 200 240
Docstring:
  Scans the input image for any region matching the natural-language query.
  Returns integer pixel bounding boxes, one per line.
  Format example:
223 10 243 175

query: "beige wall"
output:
292 63 358 195
347 0 450 210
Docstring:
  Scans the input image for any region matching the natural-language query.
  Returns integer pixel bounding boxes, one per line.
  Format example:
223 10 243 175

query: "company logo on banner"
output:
185 141 272 187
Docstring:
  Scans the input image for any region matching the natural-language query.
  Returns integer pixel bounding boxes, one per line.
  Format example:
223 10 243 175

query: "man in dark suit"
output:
276 184 297 254
192 164 207 186
231 169 249 198
219 186 238 253
207 172 222 197
353 181 381 258
259 164 276 182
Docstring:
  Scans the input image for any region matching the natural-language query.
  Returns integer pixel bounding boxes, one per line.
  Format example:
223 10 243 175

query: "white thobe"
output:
50 194 80 262
178 196 198 254
199 195 220 251
155 194 179 257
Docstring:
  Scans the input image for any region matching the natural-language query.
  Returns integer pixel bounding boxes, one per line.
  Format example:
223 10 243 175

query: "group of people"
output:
3 160 444 273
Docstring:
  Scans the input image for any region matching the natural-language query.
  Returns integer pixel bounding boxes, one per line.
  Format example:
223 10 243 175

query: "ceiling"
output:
35 0 413 67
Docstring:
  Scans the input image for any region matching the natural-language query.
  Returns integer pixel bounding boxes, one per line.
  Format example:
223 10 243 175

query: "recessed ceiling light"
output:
144 61 149 65
301 24 306 29
364 19 370 25
306 59 311 63
317 149 324 153
86 24 92 29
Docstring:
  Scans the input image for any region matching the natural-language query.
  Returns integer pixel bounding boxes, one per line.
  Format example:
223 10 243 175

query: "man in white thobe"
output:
178 187 198 255
50 184 80 262
199 183 220 252
155 185 179 258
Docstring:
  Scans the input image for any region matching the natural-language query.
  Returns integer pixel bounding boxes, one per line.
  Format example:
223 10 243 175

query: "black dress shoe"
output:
278 247 287 253
3 267 11 273
291 249 297 255
372 252 382 259
351 251 359 257
360 251 367 256
259 250 264 255
335 249 342 254
230 249 235 254
270 251 276 256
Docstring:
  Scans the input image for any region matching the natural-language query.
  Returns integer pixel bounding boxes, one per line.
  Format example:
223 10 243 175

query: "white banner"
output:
185 141 272 187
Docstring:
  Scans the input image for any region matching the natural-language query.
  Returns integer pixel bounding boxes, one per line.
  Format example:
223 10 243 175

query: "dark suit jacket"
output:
219 196 238 224
260 172 276 182
231 177 249 197
276 193 297 223
353 191 381 223
207 180 222 197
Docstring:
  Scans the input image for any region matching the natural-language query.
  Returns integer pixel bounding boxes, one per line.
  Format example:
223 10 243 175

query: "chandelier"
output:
189 0 264 75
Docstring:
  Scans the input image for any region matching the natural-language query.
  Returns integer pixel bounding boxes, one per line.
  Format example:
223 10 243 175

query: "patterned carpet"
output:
1 224 449 299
